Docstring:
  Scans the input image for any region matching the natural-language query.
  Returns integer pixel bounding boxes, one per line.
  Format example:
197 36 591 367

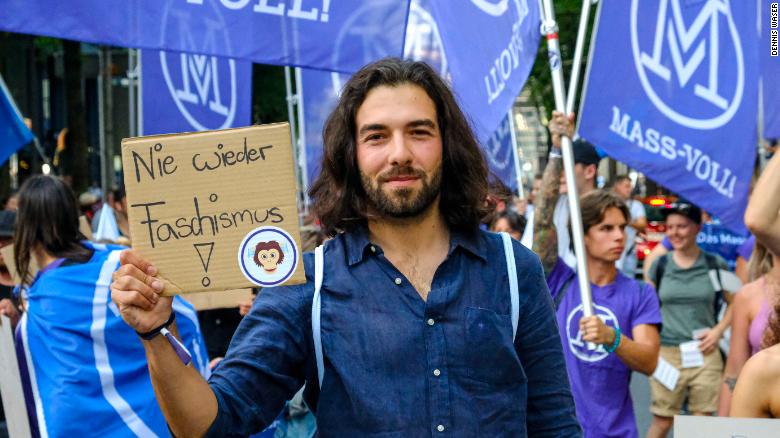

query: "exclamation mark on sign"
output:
321 0 330 22
194 242 215 287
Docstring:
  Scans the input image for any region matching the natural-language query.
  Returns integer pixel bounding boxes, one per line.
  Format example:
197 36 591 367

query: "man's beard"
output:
361 165 442 218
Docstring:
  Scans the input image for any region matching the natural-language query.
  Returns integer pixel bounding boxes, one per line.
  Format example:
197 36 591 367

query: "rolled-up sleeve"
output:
205 262 313 437
513 243 582 437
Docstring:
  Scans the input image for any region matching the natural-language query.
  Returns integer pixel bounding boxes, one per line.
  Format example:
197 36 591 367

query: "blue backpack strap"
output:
312 244 325 389
500 232 520 342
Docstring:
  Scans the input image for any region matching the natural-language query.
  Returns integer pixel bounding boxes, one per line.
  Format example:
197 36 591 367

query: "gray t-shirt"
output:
649 251 727 346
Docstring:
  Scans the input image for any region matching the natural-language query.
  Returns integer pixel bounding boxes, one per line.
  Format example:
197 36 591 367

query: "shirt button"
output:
370 245 376 253
394 277 402 285
437 425 445 432
427 318 435 326
433 368 441 377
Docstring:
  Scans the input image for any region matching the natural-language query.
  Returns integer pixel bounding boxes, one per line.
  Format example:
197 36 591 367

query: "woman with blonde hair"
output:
730 295 780 418
731 151 780 418
719 241 780 415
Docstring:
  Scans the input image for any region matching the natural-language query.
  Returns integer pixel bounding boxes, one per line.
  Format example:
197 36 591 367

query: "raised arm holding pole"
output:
539 0 594 321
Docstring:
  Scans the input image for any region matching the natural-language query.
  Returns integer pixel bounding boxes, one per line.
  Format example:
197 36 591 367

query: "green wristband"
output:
605 327 621 353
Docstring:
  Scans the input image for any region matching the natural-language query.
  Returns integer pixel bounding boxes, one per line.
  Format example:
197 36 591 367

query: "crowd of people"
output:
0 57 779 437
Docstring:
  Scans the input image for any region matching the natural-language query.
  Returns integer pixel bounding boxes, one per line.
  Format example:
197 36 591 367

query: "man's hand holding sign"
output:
113 124 304 323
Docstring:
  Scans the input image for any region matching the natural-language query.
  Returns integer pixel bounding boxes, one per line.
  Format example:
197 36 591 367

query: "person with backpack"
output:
534 113 661 438
646 201 732 438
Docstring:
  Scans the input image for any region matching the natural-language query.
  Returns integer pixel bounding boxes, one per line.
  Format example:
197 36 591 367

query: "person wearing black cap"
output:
646 201 732 438
535 111 603 268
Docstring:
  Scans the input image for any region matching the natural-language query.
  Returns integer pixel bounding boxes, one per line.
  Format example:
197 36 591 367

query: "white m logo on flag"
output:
630 0 744 129
175 53 230 116
160 51 238 131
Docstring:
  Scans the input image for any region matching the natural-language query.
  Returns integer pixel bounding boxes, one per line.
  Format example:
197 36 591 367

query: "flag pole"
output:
284 66 306 221
566 0 594 115
128 49 137 138
137 50 144 136
295 67 310 212
507 110 525 199
539 0 595 324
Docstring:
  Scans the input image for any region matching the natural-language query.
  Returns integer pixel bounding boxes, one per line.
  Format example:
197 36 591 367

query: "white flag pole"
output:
507 110 525 199
295 67 310 212
128 49 137 138
137 50 144 136
566 0 595 115
539 0 595 325
284 66 306 220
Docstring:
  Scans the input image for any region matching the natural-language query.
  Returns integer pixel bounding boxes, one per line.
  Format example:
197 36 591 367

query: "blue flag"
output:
0 0 410 74
762 1 780 139
578 0 757 234
0 74 33 166
141 49 252 135
484 114 518 191
696 222 748 270
422 0 540 142
17 243 209 437
299 69 349 195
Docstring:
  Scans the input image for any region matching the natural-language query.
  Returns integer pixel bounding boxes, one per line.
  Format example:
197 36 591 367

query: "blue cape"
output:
17 242 209 437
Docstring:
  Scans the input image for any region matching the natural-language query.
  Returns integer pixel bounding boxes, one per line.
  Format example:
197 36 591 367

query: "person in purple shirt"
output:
535 113 662 438
109 59 580 437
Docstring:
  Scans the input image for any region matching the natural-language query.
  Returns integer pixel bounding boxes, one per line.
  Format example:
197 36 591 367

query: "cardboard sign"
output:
674 415 780 437
181 289 253 311
122 124 305 295
0 244 38 286
0 315 32 438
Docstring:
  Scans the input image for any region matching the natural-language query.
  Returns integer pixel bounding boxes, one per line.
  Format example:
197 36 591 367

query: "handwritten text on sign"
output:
122 124 305 295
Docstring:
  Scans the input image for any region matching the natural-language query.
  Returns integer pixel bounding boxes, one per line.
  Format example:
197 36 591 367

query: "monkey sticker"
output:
238 226 298 287
254 241 284 273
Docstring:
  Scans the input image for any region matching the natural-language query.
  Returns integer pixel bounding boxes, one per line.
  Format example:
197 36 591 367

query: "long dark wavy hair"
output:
14 175 91 285
309 57 490 236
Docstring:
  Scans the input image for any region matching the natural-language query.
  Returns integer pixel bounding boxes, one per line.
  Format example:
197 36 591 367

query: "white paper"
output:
674 415 780 437
652 357 680 391
680 340 705 368
692 328 709 340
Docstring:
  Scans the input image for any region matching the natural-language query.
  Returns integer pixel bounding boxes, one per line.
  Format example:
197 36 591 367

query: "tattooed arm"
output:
533 112 574 275
533 154 562 275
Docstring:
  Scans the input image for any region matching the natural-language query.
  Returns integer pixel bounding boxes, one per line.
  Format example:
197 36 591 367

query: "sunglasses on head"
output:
668 203 693 213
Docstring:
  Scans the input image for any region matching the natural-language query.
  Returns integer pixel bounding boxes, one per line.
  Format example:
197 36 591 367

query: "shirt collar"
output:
448 228 487 262
345 224 372 266
344 224 487 266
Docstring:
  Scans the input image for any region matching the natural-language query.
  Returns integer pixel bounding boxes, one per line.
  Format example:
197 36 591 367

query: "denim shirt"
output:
206 226 580 437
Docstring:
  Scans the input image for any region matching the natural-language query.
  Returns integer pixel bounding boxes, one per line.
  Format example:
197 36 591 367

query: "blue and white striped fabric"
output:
17 242 209 438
